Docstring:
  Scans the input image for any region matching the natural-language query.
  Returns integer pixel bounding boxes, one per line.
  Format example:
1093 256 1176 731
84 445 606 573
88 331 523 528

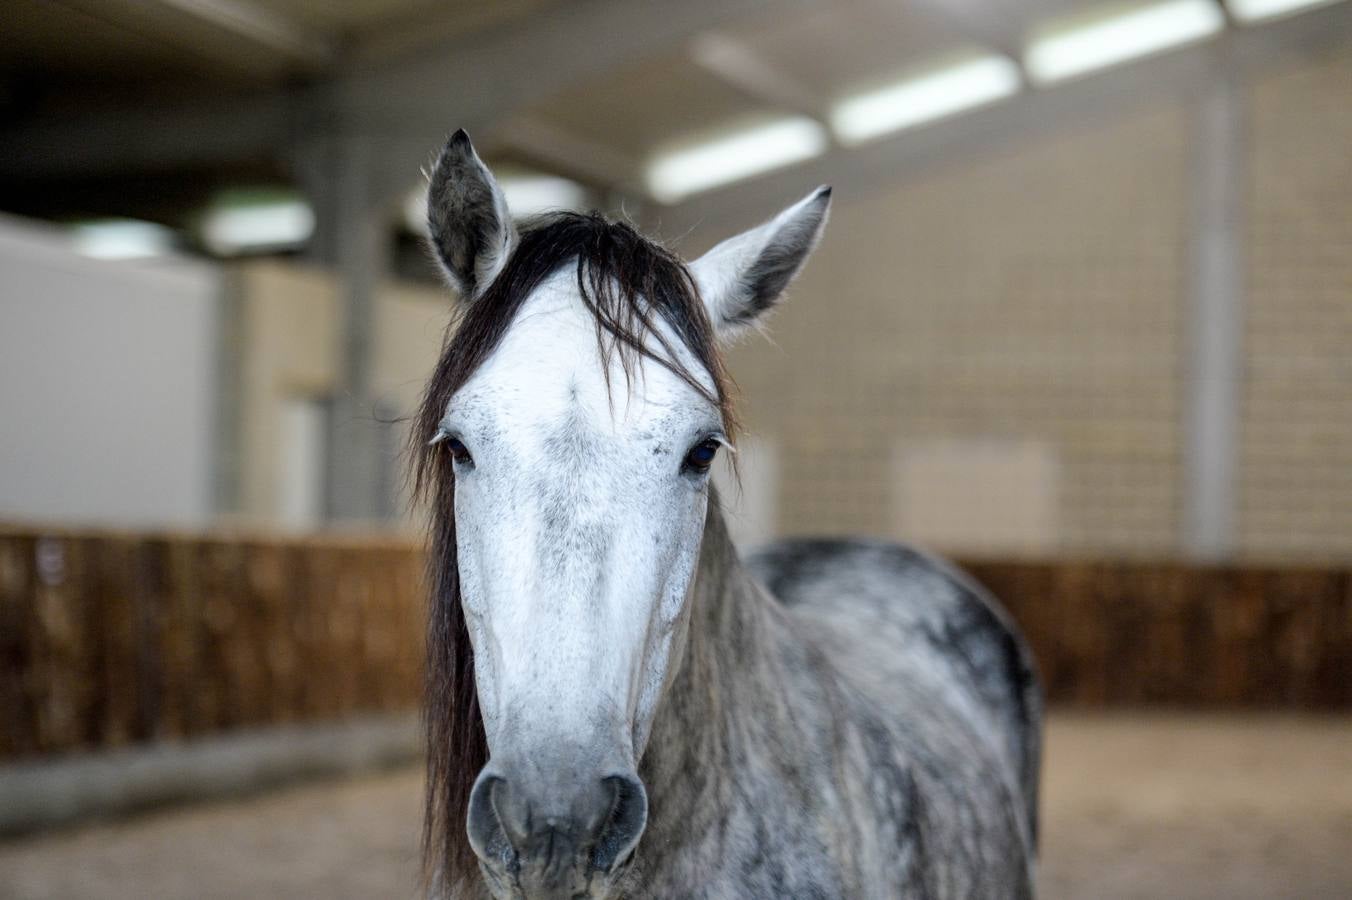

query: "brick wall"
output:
1241 49 1352 561
709 49 1350 563
723 104 1189 557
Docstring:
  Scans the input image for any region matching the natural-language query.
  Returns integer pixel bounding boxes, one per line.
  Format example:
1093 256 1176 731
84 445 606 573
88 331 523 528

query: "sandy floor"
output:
1037 713 1352 899
2 713 1350 899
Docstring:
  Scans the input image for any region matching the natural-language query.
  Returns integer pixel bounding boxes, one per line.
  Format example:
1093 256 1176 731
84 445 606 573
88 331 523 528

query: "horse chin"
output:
476 855 636 900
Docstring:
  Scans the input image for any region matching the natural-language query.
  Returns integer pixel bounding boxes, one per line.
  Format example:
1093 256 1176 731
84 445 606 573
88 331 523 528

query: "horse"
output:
411 129 1042 900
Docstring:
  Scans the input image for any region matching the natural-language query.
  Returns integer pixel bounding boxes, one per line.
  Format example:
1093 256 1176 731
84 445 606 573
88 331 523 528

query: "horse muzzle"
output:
467 764 648 898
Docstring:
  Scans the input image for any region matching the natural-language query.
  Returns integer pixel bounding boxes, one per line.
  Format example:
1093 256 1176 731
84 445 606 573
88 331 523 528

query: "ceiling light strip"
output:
831 54 1022 145
1025 0 1225 85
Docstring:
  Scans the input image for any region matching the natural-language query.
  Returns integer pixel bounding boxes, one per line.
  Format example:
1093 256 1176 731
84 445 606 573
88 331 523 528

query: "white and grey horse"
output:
413 129 1042 899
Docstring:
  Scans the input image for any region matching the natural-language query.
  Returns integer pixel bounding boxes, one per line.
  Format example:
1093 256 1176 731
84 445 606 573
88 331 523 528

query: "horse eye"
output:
683 439 720 473
445 437 473 465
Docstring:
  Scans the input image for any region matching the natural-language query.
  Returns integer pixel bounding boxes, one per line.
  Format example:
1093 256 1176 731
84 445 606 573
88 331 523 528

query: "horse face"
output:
424 130 829 898
442 273 720 895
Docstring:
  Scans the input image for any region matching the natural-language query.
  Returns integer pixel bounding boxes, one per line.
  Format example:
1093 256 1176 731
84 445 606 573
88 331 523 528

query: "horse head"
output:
415 129 830 899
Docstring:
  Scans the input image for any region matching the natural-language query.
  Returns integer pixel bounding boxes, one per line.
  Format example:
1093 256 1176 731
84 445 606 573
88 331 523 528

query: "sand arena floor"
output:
2 713 1350 899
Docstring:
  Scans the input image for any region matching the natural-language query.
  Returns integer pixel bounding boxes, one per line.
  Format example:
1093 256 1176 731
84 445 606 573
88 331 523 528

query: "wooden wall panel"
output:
964 560 1352 709
0 529 425 760
1 526 1349 761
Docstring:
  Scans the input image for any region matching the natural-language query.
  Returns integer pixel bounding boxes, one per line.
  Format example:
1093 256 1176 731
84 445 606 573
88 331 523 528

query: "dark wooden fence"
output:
2 526 1350 761
966 560 1352 709
0 528 423 760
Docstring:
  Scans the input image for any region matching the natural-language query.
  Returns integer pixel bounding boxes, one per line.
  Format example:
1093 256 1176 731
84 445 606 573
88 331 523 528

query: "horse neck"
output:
640 492 812 833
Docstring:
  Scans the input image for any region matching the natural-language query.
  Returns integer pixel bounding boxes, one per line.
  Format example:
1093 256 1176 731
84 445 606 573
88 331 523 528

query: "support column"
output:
298 134 394 524
1182 56 1247 560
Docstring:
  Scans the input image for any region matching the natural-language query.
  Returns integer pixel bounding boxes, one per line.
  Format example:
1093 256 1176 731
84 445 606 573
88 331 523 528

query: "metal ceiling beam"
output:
0 0 810 183
328 0 816 174
52 0 336 76
486 116 649 198
348 0 549 65
687 32 831 121
653 2 1352 240
0 97 296 181
151 0 338 66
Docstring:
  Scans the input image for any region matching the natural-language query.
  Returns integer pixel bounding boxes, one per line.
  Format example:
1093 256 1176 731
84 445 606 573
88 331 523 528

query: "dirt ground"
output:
2 713 1350 899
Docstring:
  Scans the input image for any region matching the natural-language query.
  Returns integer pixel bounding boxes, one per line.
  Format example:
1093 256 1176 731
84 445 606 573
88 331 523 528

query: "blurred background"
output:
1 0 1349 897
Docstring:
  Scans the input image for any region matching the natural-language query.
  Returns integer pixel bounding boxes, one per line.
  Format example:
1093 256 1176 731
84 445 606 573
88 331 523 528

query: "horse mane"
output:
410 211 737 892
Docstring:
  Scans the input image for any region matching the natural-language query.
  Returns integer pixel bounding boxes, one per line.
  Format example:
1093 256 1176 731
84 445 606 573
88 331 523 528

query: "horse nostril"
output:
466 774 516 865
592 774 648 873
468 769 648 877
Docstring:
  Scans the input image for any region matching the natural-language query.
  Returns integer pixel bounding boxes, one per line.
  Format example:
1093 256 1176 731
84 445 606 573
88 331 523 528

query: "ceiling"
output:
502 0 1013 178
3 0 1351 232
0 0 1081 147
1 0 564 89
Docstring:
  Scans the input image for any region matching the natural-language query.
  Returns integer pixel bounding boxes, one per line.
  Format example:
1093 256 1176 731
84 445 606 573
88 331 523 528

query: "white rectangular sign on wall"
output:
893 438 1061 556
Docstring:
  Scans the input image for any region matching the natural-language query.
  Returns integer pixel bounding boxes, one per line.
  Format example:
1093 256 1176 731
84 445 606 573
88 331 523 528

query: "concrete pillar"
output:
1182 58 1247 561
298 134 394 524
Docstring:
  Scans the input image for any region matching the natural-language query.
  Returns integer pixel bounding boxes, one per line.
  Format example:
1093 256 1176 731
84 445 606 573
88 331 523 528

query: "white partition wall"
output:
0 216 221 527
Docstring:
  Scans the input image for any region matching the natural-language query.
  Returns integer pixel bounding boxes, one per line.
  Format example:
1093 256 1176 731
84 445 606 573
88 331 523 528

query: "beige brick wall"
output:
720 104 1189 557
1241 49 1352 560
702 47 1352 563
227 261 340 525
223 262 447 529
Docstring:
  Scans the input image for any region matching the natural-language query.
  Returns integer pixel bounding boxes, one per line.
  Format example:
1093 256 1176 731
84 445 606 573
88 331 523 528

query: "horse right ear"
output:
426 129 517 303
689 186 831 342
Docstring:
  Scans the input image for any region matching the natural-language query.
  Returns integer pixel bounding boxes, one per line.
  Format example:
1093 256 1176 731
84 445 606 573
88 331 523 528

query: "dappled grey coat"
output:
624 497 1041 898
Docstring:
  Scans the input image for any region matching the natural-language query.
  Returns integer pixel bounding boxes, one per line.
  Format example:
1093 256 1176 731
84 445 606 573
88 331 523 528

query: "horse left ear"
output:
426 129 518 303
689 186 831 340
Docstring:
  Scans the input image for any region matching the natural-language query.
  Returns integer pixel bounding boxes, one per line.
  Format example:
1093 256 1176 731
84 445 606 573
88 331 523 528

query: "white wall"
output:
0 216 220 527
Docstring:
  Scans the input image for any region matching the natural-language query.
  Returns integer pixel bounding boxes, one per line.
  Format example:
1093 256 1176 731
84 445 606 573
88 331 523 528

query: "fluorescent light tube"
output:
1026 0 1225 85
498 174 589 218
1228 0 1344 23
71 220 175 260
831 54 1022 145
646 117 828 203
201 198 314 255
